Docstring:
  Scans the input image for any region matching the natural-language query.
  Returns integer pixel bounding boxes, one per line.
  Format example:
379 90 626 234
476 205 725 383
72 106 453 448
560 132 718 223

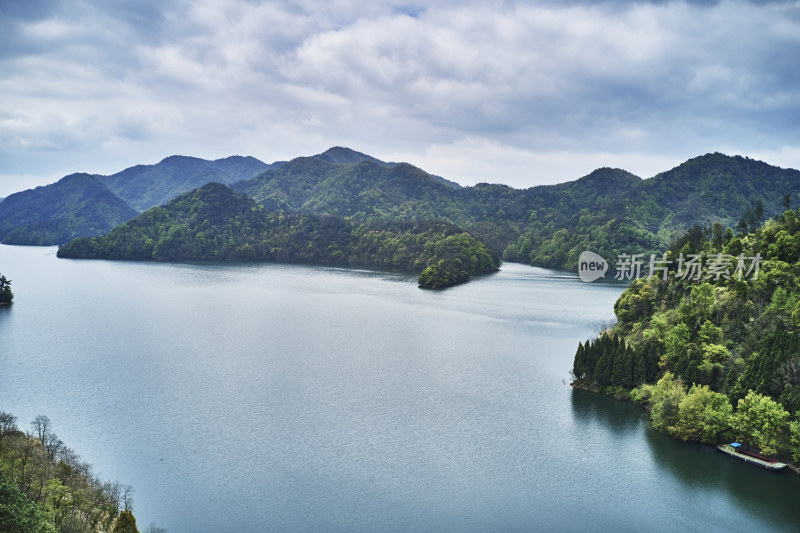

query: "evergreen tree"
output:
113 510 140 533
572 342 586 380
0 274 12 304
583 339 600 381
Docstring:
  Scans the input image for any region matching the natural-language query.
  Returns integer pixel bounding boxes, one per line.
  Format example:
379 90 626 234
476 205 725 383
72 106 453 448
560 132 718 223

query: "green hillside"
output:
0 174 138 245
102 154 271 212
57 183 499 289
0 411 156 533
4 148 799 275
572 211 800 460
233 151 800 272
0 155 271 246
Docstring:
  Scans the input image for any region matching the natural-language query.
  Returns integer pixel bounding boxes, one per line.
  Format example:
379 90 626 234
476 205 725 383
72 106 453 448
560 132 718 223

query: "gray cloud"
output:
0 0 798 196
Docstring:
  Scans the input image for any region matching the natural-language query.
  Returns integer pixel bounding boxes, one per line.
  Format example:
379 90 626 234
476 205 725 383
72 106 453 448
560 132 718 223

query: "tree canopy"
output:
574 208 800 460
57 183 499 289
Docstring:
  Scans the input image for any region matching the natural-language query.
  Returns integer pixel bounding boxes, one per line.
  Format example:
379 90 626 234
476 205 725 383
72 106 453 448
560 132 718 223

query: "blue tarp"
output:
730 442 742 448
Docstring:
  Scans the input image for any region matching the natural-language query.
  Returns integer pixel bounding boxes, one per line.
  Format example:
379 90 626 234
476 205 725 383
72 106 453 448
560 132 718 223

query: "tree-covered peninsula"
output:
57 183 499 289
572 210 800 462
0 411 156 533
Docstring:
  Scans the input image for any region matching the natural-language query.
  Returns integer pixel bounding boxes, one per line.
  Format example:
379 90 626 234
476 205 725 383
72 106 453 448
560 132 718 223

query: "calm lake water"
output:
1 244 799 532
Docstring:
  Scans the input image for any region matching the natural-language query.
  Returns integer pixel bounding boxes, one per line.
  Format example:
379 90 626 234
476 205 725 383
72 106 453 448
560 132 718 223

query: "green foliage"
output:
572 334 654 390
57 184 499 289
731 391 790 456
0 410 140 533
648 373 686 434
674 385 732 444
0 471 55 533
230 151 800 271
632 375 733 444
5 149 800 275
791 417 800 463
575 210 800 457
0 174 138 245
0 273 12 304
112 510 139 533
103 155 269 212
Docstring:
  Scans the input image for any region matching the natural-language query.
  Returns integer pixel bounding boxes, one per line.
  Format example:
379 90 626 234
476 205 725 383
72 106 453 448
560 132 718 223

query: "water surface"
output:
1 245 798 532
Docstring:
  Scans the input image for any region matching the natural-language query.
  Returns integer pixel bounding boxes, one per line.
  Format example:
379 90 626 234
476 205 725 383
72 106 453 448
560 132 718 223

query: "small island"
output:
0 273 12 304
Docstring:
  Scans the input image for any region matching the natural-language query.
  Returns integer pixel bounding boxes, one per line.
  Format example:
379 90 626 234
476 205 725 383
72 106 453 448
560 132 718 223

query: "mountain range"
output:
3 147 800 272
0 155 270 245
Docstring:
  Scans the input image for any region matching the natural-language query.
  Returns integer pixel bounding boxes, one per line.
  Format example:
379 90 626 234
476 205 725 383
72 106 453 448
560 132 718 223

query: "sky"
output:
1 0 799 197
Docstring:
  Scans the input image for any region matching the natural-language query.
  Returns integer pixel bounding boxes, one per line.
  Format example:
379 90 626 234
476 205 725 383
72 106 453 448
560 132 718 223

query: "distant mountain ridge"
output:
3 148 800 274
100 154 273 212
0 155 273 244
0 173 138 245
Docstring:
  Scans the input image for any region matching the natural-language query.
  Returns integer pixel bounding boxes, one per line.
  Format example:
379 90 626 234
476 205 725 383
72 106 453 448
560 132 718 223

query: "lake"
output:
1 244 799 532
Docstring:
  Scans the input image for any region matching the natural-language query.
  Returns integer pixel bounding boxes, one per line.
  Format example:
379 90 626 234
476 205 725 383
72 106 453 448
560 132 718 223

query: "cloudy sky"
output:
1 0 798 197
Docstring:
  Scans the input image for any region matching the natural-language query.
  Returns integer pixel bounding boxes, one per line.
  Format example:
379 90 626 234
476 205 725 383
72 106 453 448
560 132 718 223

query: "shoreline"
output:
570 380 800 475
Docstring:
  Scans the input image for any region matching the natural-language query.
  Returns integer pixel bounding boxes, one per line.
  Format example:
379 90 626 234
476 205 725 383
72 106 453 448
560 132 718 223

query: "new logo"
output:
578 251 608 282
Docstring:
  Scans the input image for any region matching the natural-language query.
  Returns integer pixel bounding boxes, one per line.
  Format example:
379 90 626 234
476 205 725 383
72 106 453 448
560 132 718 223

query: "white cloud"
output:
386 137 684 188
0 0 798 197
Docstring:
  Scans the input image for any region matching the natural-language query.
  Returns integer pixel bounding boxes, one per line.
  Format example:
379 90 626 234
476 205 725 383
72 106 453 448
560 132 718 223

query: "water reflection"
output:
570 387 645 436
0 303 12 322
641 407 800 530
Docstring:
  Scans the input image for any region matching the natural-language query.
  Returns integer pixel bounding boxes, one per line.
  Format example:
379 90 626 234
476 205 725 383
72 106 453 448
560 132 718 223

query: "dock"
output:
717 443 787 471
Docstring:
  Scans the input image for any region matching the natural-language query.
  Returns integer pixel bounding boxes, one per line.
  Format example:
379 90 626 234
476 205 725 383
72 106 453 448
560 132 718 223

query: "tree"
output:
113 510 140 533
0 274 12 303
731 390 790 455
790 416 800 463
662 323 690 371
674 385 732 443
0 412 18 443
31 416 51 448
649 372 686 435
572 342 587 381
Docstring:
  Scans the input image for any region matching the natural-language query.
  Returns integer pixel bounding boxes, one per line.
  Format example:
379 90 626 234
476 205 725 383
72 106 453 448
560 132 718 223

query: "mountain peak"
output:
573 167 641 192
314 147 384 165
157 155 206 165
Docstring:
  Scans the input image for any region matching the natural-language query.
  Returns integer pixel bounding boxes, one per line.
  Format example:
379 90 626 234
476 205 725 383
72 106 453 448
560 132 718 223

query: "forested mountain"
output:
57 183 499 288
572 212 800 460
101 154 271 212
4 148 799 274
0 155 272 245
232 155 461 217
0 174 138 245
233 151 800 272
